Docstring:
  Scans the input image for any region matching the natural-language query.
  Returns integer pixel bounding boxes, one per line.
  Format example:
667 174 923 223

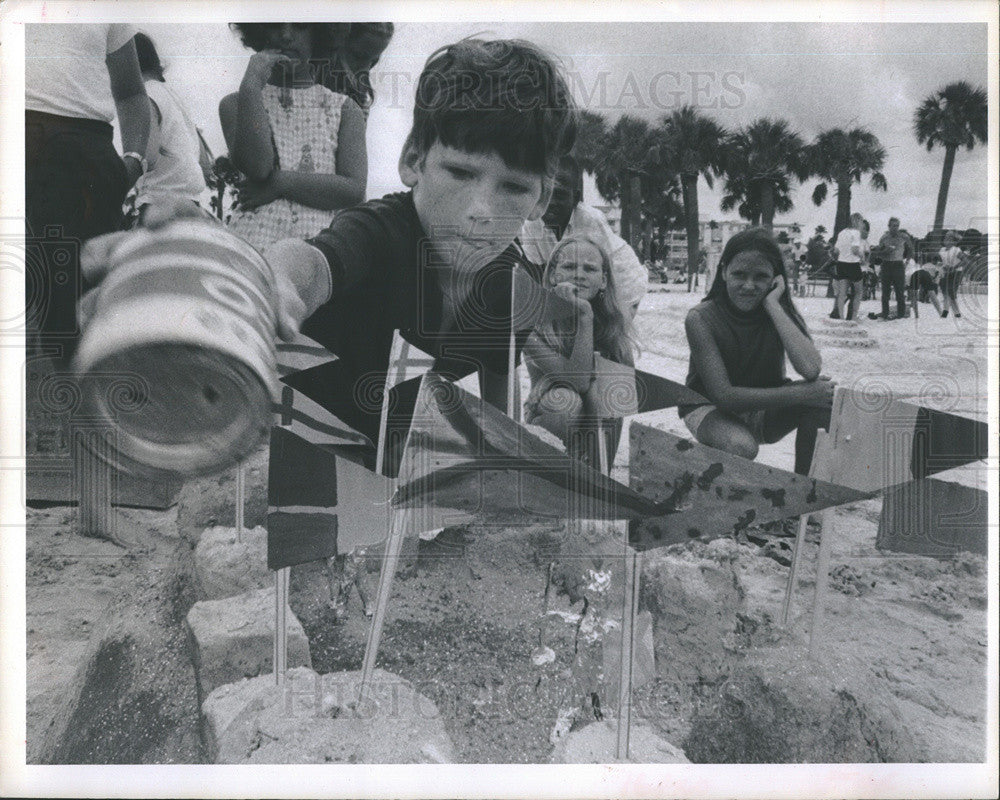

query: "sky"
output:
74 16 995 240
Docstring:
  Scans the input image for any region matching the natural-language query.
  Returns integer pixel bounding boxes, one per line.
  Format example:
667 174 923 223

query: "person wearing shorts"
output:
830 213 864 320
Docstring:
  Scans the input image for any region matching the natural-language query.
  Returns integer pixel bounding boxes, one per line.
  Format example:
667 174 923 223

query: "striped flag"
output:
392 373 667 527
627 423 871 552
267 426 393 570
822 389 988 493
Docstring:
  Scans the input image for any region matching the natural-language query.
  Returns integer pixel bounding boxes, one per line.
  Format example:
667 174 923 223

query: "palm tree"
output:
806 127 888 236
914 81 988 236
655 106 728 291
720 118 809 232
721 172 794 227
587 114 657 247
572 109 609 175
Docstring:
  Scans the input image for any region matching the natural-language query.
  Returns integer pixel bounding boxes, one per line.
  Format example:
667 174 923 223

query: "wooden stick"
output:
274 566 289 685
807 389 847 658
356 331 411 709
507 327 517 420
357 505 408 709
235 461 245 543
616 549 639 760
780 514 810 627
807 509 834 660
780 430 829 626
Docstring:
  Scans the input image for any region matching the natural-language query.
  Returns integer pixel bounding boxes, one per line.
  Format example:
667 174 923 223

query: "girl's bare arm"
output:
251 98 368 211
686 310 832 412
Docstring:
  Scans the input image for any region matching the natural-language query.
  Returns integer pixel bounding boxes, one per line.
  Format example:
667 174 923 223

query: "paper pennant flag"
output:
267 426 393 570
823 389 988 493
276 331 340 377
392 373 668 527
588 355 709 418
627 423 871 552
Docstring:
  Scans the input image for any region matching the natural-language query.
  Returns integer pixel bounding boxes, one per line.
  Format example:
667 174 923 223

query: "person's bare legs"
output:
846 279 863 321
692 410 759 462
531 386 585 446
833 278 849 318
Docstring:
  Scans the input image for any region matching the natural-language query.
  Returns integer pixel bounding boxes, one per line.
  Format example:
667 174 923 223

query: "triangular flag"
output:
587 355 709 418
627 423 871 552
276 331 341 377
392 373 668 527
822 389 988 493
266 426 393 570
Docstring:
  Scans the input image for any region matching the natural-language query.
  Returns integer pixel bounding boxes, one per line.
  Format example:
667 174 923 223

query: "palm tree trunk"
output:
619 171 632 245
760 183 775 232
933 144 956 235
629 173 643 253
834 180 852 237
682 174 700 292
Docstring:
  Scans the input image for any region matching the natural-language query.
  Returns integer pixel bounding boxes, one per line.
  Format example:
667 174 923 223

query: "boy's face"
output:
400 141 552 271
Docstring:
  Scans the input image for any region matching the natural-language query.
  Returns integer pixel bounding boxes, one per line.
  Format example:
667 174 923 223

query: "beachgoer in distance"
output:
523 233 638 467
681 228 834 476
906 255 944 318
938 231 966 318
830 212 865 320
220 23 367 250
876 216 912 320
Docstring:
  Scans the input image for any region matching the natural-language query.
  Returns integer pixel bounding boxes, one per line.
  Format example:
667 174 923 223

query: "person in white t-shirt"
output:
938 231 967 318
25 23 154 362
130 32 212 224
829 212 864 320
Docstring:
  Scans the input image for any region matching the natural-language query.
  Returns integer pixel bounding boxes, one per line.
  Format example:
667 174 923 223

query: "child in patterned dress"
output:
220 23 367 250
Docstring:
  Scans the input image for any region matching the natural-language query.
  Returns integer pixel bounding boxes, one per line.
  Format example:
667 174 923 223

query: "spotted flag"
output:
627 423 871 552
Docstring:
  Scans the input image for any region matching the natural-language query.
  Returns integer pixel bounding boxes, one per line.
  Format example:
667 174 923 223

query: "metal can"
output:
74 220 278 478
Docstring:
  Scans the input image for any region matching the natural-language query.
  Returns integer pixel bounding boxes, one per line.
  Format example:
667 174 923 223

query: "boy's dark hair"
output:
707 227 810 336
134 32 165 81
408 38 577 176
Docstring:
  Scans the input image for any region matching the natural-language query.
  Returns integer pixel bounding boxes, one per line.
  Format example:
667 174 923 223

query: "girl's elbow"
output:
801 366 821 382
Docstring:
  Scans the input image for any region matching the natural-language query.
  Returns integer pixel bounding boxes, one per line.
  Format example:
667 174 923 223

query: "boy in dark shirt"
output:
256 38 577 466
85 37 578 472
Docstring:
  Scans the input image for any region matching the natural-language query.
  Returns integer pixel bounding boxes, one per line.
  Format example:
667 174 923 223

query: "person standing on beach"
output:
877 216 912 320
938 231 966 318
830 213 865 321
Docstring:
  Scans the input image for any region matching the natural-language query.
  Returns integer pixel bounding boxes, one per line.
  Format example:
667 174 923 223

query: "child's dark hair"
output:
229 23 359 99
134 32 165 81
707 227 810 336
336 23 395 108
407 38 577 176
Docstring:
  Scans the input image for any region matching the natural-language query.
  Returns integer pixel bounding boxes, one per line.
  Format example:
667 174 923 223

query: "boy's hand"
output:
262 239 332 341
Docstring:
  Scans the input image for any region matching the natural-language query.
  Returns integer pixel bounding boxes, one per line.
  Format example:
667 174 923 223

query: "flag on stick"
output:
266 426 393 570
627 423 871 552
391 373 667 527
822 389 988 493
588 355 708 418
